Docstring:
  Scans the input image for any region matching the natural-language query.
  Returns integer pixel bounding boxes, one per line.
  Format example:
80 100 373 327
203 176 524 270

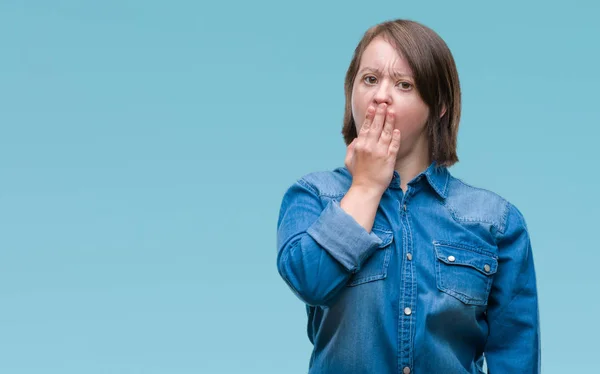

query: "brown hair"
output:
342 19 461 167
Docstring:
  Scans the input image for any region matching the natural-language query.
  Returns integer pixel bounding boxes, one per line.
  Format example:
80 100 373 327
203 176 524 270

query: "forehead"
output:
359 36 412 73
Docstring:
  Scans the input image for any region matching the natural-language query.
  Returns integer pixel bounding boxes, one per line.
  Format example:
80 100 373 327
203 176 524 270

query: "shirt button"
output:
406 253 413 261
447 255 455 262
484 264 491 272
404 307 412 316
403 367 411 374
403 204 407 211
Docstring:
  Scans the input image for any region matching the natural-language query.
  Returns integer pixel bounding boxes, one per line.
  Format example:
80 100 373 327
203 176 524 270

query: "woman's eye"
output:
364 75 377 84
398 82 412 90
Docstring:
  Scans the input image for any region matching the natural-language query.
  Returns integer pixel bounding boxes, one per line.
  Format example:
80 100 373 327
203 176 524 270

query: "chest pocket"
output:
347 226 394 287
433 240 498 306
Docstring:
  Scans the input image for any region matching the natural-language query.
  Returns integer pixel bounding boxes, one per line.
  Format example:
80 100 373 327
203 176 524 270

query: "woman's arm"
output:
484 202 541 373
276 178 384 307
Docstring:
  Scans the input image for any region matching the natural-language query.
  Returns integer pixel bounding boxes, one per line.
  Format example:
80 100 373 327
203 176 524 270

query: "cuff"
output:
306 200 383 272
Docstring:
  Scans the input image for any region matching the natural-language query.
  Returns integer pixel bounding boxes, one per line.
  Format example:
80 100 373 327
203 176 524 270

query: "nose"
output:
372 81 392 106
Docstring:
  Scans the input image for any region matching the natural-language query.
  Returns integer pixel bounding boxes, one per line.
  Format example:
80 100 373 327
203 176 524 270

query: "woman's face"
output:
351 36 430 158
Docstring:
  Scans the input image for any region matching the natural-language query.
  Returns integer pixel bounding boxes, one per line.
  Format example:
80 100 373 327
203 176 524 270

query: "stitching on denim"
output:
319 192 346 198
453 178 509 228
372 224 393 233
298 175 347 198
405 206 416 370
433 240 498 258
433 243 498 279
441 199 500 226
454 177 507 201
435 262 490 305
440 286 487 305
298 178 320 196
427 167 449 199
434 243 494 306
399 203 409 370
355 229 391 262
346 251 390 286
441 168 449 196
435 254 498 275
347 273 386 286
347 229 393 286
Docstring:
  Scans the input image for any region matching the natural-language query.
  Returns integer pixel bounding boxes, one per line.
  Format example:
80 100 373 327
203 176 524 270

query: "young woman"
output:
276 19 540 374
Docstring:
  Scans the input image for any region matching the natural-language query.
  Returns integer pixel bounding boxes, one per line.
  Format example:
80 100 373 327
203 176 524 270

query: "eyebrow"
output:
358 67 413 79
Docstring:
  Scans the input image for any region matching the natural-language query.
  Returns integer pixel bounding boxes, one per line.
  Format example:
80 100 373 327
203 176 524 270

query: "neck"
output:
394 140 432 192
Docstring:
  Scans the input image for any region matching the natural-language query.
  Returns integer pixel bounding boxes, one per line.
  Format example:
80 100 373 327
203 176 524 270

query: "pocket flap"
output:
372 227 393 248
434 242 498 275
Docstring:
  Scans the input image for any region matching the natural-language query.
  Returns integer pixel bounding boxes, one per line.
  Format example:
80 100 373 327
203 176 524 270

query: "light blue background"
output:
1 1 598 373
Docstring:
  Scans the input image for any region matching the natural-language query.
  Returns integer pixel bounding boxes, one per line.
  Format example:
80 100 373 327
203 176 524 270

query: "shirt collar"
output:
409 161 449 199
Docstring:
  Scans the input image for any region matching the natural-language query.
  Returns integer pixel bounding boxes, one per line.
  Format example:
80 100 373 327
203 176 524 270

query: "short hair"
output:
342 19 461 167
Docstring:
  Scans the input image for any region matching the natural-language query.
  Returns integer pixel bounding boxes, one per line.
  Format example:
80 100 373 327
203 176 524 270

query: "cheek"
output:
350 92 360 127
392 101 430 132
351 86 370 126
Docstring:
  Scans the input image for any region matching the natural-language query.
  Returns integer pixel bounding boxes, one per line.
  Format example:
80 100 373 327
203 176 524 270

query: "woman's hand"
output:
344 103 402 197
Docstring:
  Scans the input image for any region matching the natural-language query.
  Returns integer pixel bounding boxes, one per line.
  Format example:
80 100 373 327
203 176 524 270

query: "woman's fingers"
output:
388 129 402 157
357 103 397 156
350 103 399 193
345 138 357 170
379 110 394 145
359 106 375 136
367 103 387 142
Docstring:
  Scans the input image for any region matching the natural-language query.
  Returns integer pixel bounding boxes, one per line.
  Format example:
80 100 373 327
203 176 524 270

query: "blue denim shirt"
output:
276 162 540 374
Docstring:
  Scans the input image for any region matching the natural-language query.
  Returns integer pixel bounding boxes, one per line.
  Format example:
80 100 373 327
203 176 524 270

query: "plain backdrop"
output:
1 1 598 373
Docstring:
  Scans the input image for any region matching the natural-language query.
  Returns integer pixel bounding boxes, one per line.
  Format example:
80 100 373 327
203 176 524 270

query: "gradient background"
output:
1 1 598 373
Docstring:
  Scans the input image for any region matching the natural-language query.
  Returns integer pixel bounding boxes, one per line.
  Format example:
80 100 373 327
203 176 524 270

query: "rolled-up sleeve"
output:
276 178 383 306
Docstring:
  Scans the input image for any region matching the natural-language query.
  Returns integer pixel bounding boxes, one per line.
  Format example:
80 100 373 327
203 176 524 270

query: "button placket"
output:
398 192 415 372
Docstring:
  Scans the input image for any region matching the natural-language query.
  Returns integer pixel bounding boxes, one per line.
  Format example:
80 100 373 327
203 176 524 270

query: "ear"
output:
439 104 447 119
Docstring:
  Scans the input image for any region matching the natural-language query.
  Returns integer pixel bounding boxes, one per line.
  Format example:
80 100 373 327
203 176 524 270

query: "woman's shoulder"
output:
446 174 509 203
293 166 352 197
444 174 526 235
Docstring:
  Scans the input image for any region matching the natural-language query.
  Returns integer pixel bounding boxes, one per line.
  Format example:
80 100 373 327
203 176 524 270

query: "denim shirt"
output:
276 162 540 374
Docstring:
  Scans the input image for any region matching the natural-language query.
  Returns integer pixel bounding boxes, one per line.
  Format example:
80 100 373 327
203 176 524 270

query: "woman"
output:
276 19 540 374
